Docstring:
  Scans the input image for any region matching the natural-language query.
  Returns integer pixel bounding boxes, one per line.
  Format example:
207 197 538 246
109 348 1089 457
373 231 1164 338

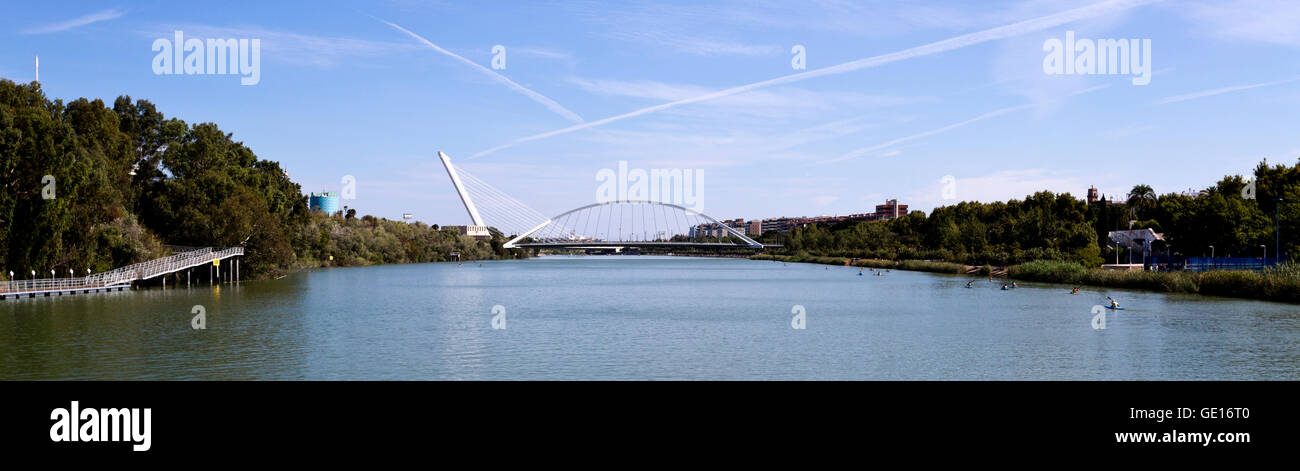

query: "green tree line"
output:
761 162 1296 267
0 80 521 280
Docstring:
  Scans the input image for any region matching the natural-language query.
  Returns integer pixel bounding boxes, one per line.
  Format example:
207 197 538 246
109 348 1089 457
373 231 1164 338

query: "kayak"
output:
1105 305 1125 310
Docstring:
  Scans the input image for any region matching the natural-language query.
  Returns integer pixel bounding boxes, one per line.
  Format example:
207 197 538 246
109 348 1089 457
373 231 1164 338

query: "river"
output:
1 255 1296 380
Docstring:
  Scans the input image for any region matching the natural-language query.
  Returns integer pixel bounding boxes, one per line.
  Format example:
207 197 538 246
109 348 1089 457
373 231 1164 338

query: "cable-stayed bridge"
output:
437 152 767 250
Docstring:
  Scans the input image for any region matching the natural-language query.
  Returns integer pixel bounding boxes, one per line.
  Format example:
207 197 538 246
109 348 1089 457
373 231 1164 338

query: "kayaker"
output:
1108 296 1120 308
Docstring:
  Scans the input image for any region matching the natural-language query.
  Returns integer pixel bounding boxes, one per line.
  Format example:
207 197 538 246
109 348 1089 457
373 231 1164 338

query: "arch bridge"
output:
503 200 762 249
436 152 770 251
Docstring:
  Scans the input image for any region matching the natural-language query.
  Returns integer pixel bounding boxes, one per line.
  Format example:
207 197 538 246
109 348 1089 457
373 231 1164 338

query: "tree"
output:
1126 184 1157 222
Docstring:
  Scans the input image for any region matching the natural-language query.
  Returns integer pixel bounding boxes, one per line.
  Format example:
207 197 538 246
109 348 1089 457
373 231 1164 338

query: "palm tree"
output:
1126 184 1157 222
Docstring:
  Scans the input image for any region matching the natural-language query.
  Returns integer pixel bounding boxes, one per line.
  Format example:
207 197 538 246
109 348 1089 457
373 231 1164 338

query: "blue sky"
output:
4 0 1299 227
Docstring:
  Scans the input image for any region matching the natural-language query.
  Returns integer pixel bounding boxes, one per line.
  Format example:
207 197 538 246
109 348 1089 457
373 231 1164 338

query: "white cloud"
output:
812 195 840 206
23 9 124 34
908 169 1088 211
1099 124 1157 140
1181 0 1300 48
512 47 575 61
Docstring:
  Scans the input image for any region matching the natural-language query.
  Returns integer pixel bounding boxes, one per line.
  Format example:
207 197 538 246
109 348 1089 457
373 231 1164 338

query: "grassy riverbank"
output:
1009 260 1300 303
751 254 1299 303
750 254 966 274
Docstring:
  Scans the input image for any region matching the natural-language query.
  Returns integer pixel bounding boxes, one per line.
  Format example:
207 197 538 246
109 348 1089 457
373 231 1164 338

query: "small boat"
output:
1105 305 1125 310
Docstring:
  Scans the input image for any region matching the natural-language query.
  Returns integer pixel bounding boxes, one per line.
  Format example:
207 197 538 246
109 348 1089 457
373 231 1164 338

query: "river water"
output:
1 256 1296 380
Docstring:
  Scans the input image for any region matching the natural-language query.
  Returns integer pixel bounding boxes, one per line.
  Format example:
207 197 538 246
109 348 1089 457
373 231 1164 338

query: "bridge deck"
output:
515 242 779 248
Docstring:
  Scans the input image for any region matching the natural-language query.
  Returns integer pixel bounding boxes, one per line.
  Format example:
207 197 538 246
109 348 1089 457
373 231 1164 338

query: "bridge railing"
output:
1 277 110 294
1 246 243 294
87 247 215 286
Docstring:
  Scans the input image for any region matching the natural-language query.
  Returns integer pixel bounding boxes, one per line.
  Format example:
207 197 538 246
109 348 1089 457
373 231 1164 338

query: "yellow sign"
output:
329 255 334 261
213 258 220 266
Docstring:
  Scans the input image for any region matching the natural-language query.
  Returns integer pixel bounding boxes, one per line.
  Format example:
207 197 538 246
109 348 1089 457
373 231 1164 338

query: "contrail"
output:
1153 76 1300 105
817 104 1034 164
470 0 1158 158
378 18 585 124
817 81 1114 164
22 8 124 34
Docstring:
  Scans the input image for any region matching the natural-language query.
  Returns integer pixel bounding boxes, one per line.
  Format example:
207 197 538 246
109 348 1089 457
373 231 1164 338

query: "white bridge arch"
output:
502 200 763 249
436 151 764 251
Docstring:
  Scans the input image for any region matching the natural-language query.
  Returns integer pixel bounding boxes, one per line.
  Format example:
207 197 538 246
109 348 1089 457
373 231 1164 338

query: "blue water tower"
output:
309 192 340 214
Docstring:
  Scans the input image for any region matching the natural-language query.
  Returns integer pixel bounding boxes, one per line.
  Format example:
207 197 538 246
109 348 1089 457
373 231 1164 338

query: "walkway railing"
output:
1 246 243 295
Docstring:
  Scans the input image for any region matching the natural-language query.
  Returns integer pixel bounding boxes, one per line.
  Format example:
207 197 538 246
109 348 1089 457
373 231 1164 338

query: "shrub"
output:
899 260 966 274
1008 260 1087 283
